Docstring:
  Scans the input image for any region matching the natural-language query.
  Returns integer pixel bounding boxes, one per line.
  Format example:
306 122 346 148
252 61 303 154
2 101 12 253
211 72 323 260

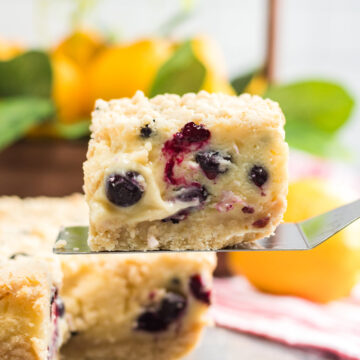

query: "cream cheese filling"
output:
91 155 198 225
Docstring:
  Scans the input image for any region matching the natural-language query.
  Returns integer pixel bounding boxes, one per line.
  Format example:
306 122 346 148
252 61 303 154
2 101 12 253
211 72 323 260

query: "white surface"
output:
185 327 333 360
0 0 359 167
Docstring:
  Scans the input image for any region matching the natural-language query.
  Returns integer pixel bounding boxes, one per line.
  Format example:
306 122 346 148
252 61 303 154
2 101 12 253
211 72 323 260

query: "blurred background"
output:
0 0 359 196
0 1 360 358
1 0 360 154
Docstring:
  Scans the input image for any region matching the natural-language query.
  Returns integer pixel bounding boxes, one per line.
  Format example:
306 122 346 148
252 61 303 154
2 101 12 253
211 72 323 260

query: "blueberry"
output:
9 252 29 260
140 124 152 138
175 185 209 203
181 122 210 143
50 287 65 318
189 274 211 305
170 278 181 286
161 209 189 224
50 287 58 306
163 122 211 155
242 206 255 214
162 185 209 224
162 122 211 185
252 217 270 228
105 171 145 207
136 292 187 332
195 150 232 180
55 297 66 318
164 158 176 185
249 165 268 187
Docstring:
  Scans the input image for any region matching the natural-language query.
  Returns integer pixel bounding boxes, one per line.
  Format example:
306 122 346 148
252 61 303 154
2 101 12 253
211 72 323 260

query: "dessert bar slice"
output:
0 195 88 258
61 253 216 360
84 91 288 251
0 256 67 360
0 195 216 360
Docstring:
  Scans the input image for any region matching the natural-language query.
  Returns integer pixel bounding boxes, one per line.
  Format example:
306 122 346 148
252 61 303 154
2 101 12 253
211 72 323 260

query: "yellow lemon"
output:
228 179 360 303
192 36 235 95
0 37 23 60
51 54 87 124
244 73 268 96
87 38 173 108
53 29 104 67
201 74 236 95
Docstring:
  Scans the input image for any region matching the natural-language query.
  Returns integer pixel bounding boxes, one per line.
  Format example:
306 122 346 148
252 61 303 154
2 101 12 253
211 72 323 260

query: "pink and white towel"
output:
212 276 360 360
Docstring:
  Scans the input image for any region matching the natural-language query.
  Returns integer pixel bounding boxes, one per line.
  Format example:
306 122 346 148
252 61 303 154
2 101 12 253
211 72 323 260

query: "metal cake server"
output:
53 199 360 254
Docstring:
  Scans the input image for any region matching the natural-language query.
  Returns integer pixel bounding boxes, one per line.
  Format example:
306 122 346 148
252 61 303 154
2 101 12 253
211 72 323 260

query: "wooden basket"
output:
0 140 87 197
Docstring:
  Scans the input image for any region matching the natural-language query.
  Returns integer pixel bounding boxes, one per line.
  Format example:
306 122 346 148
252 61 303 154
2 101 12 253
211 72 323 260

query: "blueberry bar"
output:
0 195 216 360
0 256 67 360
61 253 216 360
84 91 288 251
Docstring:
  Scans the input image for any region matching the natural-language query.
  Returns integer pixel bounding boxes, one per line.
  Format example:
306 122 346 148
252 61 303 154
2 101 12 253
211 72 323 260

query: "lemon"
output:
87 38 173 109
51 54 88 124
0 37 23 60
53 30 104 67
244 73 268 96
228 179 360 303
51 30 104 123
192 36 235 95
200 73 236 95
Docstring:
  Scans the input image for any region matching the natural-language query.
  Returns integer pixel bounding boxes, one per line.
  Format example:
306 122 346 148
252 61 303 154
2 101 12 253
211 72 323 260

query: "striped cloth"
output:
212 276 360 360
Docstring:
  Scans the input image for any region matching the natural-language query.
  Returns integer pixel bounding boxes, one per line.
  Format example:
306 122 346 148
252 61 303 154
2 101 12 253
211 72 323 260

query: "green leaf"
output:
149 40 206 97
265 80 355 158
265 80 354 133
0 97 55 150
231 70 257 95
285 118 350 159
54 119 90 140
0 51 52 98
